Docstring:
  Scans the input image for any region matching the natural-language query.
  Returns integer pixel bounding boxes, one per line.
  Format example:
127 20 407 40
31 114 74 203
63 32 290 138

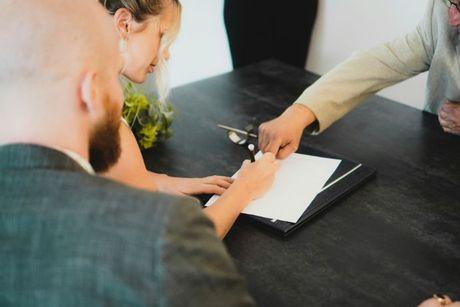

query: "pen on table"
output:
217 124 258 138
248 144 256 162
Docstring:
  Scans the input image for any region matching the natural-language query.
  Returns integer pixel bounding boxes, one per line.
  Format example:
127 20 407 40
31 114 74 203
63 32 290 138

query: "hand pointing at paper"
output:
258 104 317 159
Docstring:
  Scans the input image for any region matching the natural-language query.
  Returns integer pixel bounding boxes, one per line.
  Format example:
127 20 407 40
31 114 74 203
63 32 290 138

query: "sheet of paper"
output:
205 152 341 224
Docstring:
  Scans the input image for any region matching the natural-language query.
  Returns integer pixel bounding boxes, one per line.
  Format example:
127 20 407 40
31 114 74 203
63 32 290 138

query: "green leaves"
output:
122 82 174 150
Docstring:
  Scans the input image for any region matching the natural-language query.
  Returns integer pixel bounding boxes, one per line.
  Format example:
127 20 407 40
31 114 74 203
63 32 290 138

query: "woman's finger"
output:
261 152 276 162
203 184 227 195
204 177 232 188
215 179 232 188
211 176 234 183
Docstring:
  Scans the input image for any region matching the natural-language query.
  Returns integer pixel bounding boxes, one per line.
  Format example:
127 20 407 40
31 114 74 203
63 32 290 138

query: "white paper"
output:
205 152 341 223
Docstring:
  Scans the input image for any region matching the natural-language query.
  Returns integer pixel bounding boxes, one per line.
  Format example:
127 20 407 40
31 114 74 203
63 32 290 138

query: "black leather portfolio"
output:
241 147 376 237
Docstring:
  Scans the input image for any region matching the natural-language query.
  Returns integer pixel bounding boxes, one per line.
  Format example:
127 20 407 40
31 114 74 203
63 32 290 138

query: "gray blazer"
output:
0 144 255 307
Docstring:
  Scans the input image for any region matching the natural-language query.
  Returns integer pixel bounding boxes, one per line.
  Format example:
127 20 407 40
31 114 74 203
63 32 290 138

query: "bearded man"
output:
0 1 254 306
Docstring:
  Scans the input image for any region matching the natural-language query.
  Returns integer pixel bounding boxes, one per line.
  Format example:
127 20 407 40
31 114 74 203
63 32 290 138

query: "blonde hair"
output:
101 0 180 22
101 0 181 102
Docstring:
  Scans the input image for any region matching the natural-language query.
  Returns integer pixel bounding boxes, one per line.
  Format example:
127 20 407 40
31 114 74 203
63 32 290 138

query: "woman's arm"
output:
149 172 234 196
102 120 155 191
204 156 280 239
203 182 252 239
103 122 280 240
102 122 233 195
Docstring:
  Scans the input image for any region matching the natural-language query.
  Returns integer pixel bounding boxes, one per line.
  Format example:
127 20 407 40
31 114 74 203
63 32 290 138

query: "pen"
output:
217 124 258 138
248 144 256 162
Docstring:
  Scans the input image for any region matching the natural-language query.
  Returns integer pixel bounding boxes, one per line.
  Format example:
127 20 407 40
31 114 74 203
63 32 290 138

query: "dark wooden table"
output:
144 60 460 306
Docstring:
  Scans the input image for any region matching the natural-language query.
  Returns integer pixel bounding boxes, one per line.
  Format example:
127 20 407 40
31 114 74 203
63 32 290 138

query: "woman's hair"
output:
101 0 180 22
100 0 181 102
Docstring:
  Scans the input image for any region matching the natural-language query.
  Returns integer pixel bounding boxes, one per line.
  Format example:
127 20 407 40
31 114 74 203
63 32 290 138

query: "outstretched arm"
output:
259 0 436 158
102 122 233 194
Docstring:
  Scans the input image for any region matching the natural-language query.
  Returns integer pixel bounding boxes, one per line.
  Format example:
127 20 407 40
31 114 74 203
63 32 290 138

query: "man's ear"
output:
113 8 134 38
80 71 98 114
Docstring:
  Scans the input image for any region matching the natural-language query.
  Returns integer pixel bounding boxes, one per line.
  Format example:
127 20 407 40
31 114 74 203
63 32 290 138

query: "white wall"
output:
161 0 430 110
307 0 429 110
168 0 232 88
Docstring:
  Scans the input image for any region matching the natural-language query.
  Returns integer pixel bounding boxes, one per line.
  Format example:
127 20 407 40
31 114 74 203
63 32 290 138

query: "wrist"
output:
285 104 317 129
148 172 169 190
224 179 254 210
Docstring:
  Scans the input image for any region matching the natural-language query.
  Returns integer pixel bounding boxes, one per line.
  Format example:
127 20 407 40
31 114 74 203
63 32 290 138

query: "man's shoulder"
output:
63 171 203 221
29 169 212 257
10 168 207 236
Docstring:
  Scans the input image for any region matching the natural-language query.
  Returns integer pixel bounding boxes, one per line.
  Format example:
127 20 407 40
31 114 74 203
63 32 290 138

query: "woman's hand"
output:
152 173 234 196
203 153 280 239
233 152 281 201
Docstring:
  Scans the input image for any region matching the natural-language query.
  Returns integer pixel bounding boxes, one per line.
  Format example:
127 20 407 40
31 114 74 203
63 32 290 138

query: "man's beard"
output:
88 101 122 173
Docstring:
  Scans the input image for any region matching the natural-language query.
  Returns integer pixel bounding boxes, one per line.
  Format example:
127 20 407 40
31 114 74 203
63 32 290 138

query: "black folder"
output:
240 147 376 237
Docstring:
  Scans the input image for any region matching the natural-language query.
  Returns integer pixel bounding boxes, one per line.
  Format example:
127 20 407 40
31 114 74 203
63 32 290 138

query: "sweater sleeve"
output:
295 0 436 132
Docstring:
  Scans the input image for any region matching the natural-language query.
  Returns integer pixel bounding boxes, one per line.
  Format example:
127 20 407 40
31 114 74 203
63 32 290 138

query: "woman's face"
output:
118 3 179 83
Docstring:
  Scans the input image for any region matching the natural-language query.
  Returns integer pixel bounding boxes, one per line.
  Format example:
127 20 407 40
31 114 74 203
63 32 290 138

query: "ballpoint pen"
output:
248 144 256 162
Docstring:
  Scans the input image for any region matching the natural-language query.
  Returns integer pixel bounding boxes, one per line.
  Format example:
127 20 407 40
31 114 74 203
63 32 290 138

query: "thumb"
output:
277 143 298 159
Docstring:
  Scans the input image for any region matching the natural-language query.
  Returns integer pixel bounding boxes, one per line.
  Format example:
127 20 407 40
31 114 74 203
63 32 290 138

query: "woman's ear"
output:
113 8 133 38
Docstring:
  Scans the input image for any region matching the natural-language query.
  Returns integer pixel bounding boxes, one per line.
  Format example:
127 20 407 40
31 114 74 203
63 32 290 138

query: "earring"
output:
119 39 128 53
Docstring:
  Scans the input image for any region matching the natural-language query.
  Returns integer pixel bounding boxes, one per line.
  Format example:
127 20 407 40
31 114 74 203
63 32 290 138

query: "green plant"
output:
122 82 174 150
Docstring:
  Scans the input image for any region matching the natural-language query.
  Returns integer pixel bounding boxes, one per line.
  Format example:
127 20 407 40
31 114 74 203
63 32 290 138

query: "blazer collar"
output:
0 144 94 174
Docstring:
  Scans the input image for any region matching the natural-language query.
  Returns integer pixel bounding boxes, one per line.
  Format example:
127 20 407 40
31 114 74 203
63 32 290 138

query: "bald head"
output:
0 0 125 168
0 0 119 86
